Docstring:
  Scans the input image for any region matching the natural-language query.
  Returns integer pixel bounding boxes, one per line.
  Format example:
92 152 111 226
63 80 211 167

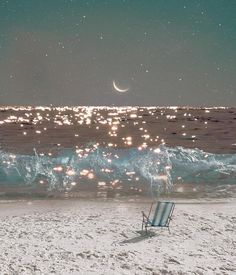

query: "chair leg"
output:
168 226 171 234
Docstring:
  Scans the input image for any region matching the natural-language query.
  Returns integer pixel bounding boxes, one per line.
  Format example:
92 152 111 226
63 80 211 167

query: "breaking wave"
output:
0 145 235 196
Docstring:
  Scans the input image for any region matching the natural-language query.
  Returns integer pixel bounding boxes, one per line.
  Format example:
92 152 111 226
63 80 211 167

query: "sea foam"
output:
0 145 235 194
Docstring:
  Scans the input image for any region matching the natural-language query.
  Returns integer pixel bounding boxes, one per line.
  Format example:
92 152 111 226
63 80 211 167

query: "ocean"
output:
0 106 235 199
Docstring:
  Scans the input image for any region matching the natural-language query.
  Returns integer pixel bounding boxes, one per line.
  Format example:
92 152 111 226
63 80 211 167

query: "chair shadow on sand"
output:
121 230 157 244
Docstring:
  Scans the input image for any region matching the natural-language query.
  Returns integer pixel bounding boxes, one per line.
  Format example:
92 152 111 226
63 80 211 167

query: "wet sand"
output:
0 106 236 154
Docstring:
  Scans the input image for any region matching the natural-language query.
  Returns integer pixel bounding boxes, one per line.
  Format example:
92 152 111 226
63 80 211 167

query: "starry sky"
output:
0 0 235 106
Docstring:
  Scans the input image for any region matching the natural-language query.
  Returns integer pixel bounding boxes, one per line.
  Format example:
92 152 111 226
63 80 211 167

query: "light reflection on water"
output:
0 106 236 199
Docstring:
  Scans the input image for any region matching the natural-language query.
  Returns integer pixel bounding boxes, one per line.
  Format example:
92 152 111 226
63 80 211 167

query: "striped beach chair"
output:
141 201 175 234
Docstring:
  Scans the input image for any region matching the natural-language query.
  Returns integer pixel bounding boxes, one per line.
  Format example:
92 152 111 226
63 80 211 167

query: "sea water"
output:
0 106 235 199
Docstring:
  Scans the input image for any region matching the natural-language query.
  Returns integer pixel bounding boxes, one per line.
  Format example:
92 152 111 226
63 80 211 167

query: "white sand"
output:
0 199 235 275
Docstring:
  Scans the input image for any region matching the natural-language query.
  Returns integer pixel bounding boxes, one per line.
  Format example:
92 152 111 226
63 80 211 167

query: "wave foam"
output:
0 146 235 193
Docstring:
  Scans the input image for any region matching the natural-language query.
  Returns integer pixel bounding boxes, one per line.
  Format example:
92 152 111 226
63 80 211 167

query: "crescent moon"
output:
113 80 129 93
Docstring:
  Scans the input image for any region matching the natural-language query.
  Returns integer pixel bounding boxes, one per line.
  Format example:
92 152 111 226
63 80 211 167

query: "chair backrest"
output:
151 201 175 227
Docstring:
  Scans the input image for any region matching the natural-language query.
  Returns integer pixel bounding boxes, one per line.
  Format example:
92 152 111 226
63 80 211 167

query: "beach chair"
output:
141 201 175 234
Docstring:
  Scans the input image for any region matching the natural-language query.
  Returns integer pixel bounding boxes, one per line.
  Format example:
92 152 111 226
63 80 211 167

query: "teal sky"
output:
0 0 236 106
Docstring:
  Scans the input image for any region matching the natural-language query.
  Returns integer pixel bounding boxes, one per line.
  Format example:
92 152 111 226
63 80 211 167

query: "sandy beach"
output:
0 199 235 275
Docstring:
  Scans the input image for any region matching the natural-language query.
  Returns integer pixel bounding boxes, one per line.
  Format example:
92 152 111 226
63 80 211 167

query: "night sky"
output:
0 0 235 106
